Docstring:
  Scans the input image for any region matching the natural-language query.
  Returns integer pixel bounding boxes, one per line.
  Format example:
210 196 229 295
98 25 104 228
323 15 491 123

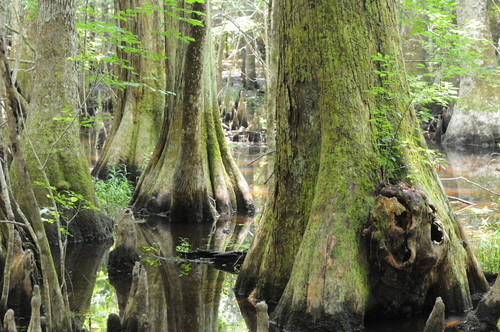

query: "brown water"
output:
65 143 498 331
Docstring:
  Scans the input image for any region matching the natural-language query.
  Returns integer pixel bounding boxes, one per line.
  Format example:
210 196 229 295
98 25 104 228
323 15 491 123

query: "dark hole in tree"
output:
402 248 411 262
396 211 409 229
431 222 443 244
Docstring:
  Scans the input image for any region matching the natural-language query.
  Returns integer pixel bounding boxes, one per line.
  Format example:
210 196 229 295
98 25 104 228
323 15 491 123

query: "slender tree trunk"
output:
236 0 488 330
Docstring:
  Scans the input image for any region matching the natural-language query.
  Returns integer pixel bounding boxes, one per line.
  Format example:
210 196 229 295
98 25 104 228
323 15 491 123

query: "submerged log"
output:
423 297 445 332
178 249 246 273
27 285 41 332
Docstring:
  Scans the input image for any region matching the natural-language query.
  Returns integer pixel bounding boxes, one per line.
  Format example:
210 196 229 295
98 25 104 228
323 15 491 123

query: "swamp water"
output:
63 144 498 331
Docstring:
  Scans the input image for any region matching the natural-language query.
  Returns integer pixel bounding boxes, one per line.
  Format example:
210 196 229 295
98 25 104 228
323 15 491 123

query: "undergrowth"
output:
463 204 500 274
93 166 134 218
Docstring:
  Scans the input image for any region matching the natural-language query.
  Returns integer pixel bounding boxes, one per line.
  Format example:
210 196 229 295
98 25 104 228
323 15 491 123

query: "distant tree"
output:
236 0 488 330
91 0 166 180
444 0 500 147
132 0 254 222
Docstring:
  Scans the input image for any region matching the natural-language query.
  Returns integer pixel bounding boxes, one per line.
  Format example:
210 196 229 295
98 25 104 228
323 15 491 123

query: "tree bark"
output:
0 34 72 331
236 0 488 330
13 0 112 243
91 0 166 180
131 0 254 222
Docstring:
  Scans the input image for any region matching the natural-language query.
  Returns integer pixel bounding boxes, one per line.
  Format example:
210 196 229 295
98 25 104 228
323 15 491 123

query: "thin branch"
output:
440 176 500 196
5 24 35 54
264 170 274 184
246 150 275 165
0 220 28 227
447 196 475 206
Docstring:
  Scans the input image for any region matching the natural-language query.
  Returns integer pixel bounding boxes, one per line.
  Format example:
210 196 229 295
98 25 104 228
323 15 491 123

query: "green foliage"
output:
474 228 500 273
93 166 133 218
72 1 207 103
141 242 161 267
465 204 500 273
365 54 407 180
175 237 192 276
35 181 99 236
176 237 192 253
399 0 488 78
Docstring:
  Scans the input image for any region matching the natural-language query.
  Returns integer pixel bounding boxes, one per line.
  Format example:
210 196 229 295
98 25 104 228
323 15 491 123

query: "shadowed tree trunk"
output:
444 0 500 147
236 0 489 331
12 0 112 243
131 0 254 222
1 34 72 331
91 0 166 180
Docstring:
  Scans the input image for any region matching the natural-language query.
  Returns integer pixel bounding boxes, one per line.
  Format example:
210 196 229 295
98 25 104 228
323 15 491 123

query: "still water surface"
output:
67 143 498 331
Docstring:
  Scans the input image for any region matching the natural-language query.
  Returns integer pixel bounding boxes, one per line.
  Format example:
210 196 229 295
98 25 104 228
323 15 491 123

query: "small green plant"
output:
175 237 191 253
471 225 500 273
175 237 192 276
141 242 161 267
465 202 500 274
93 166 133 218
35 181 99 236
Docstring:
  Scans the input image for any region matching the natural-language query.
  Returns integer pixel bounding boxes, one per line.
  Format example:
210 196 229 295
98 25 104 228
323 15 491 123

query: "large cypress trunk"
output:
131 0 254 222
13 0 112 243
236 0 489 330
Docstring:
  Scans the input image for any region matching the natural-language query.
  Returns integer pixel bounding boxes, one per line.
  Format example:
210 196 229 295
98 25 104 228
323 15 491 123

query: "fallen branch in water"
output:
247 150 275 165
440 176 500 196
447 196 475 206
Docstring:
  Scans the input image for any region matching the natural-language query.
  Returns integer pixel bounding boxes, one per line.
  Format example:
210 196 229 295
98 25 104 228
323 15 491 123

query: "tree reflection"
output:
109 215 252 331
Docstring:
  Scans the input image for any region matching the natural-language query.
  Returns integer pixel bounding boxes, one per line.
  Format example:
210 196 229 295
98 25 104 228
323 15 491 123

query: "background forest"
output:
0 0 499 331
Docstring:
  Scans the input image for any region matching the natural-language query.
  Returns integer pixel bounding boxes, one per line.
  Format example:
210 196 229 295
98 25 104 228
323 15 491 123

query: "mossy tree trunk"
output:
91 0 166 180
236 0 489 331
14 0 112 243
131 0 254 222
1 35 73 331
443 0 500 147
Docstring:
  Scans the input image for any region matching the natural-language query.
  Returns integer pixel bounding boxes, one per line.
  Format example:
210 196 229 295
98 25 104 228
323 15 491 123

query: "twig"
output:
0 220 28 227
440 176 500 196
264 170 274 184
447 196 475 206
5 24 35 54
247 150 275 165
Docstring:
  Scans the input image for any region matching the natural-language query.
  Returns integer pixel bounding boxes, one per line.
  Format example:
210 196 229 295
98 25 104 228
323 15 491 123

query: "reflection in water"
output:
116 215 253 332
57 242 113 330
437 146 500 230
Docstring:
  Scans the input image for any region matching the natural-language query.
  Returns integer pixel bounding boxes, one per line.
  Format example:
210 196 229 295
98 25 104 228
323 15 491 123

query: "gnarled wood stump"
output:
364 183 447 316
